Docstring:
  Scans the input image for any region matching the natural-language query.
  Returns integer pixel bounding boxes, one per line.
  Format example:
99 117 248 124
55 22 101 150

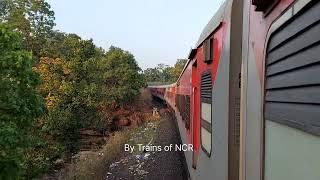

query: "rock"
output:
130 112 144 125
79 129 102 136
118 118 130 126
54 158 64 166
135 154 141 160
144 153 150 159
137 169 149 176
109 162 118 169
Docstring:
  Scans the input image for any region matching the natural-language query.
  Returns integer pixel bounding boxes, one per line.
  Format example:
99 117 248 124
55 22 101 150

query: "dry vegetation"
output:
62 129 133 180
41 89 162 180
59 118 162 180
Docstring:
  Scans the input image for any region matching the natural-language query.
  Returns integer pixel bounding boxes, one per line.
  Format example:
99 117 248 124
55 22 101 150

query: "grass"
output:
60 115 162 180
60 128 134 180
56 86 163 180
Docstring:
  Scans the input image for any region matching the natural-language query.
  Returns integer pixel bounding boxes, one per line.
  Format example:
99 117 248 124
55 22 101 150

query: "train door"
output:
191 60 199 169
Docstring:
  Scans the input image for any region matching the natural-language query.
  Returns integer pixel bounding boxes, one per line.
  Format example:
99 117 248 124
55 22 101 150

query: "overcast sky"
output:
47 0 224 69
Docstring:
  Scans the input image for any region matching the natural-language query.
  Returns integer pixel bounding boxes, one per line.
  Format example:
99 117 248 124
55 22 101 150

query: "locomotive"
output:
149 0 320 180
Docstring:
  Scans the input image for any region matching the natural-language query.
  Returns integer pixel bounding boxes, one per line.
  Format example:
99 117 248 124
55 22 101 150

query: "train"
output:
149 0 320 180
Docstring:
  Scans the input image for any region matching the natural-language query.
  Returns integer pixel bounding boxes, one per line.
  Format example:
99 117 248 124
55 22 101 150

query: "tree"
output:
143 67 161 82
143 59 187 84
102 46 146 105
171 59 187 81
34 33 106 152
0 0 55 59
0 23 44 179
1 1 148 178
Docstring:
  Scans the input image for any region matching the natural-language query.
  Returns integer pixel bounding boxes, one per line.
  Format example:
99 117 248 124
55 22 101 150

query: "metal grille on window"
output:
264 1 320 136
200 71 212 156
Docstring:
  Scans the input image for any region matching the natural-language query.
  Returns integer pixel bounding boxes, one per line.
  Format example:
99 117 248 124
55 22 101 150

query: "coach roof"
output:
175 1 228 84
195 1 227 48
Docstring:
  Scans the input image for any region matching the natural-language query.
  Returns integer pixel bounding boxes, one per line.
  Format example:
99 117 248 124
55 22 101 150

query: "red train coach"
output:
149 84 176 106
150 0 320 180
242 0 320 180
151 0 242 179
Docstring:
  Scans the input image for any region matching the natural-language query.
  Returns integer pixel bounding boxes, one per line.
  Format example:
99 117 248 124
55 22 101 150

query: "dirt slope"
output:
106 108 188 180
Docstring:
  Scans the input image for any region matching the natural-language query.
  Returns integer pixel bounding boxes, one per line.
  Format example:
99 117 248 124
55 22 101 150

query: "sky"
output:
47 0 225 70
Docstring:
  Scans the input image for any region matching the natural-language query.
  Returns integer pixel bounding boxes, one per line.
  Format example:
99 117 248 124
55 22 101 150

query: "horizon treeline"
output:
144 59 187 85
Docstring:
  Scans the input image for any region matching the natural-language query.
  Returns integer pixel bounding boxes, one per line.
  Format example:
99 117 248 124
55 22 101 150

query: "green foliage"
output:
143 59 187 84
143 67 161 82
171 59 188 80
36 34 145 153
35 34 105 152
102 46 146 105
0 1 146 179
0 23 44 179
24 132 64 179
0 0 55 59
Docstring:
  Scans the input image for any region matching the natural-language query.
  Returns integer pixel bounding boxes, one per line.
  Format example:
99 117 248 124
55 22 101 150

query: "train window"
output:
264 1 320 179
252 0 277 13
203 38 213 63
209 38 213 61
201 103 211 123
176 94 191 129
185 95 191 129
200 71 212 156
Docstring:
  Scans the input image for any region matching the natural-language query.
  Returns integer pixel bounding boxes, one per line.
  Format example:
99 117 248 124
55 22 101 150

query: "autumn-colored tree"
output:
171 59 187 81
34 33 105 152
0 23 44 179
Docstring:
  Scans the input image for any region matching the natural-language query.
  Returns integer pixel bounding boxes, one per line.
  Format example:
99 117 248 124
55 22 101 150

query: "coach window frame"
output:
203 38 214 64
200 70 213 157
